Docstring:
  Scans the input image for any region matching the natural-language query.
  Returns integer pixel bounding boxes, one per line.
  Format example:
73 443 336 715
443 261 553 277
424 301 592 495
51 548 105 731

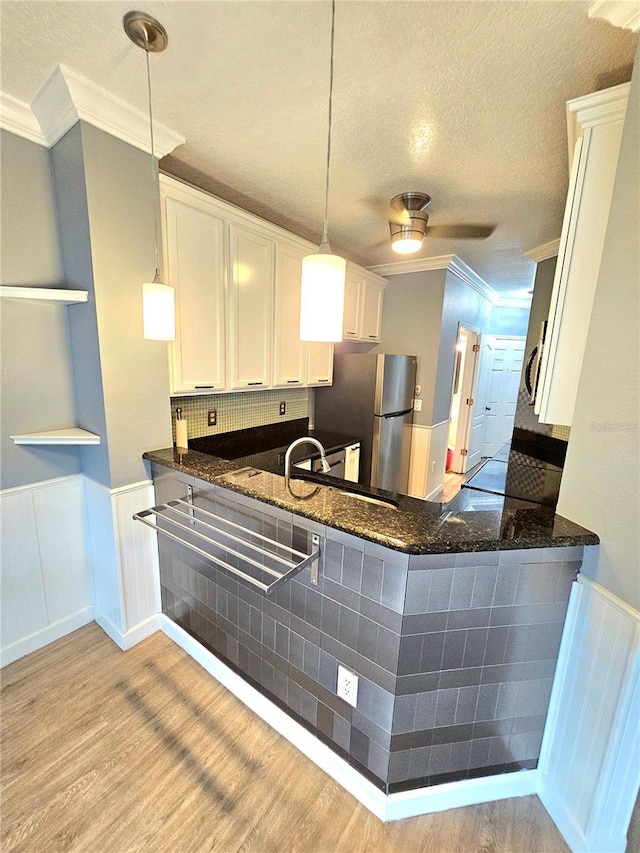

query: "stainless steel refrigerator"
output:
314 353 417 493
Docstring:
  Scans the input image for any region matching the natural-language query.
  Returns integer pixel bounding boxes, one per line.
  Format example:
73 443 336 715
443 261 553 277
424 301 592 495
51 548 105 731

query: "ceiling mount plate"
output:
123 11 168 52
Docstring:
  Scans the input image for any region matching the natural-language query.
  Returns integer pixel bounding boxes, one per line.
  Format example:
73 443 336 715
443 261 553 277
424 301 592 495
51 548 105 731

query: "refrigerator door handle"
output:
380 409 413 419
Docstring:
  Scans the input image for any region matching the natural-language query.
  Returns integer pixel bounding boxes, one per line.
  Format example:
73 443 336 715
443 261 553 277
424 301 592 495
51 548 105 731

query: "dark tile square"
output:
350 727 370 766
305 587 322 628
289 631 304 670
323 539 343 583
421 632 445 673
442 630 466 671
338 607 359 648
427 568 454 613
414 691 438 730
381 563 407 612
275 622 289 660
321 597 340 638
376 627 400 673
362 555 384 603
343 546 364 592
463 627 488 668
356 617 379 662
316 702 334 739
398 634 423 676
303 640 320 679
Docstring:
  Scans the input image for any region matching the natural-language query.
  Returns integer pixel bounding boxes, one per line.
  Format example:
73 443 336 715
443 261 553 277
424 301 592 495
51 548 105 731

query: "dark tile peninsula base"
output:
150 458 591 794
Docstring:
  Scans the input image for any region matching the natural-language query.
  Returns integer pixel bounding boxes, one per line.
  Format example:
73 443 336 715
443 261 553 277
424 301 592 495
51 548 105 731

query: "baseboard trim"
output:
95 611 159 651
1 606 93 667
159 613 539 822
425 484 444 501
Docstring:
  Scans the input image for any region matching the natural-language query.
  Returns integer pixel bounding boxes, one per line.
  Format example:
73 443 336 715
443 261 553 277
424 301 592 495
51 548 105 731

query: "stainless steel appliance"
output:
293 446 346 479
314 353 417 493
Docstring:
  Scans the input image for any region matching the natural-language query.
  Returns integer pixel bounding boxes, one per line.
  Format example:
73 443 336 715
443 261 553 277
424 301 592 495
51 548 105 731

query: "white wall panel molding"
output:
0 475 93 666
524 239 561 263
2 65 185 155
538 574 640 853
407 421 449 500
84 476 160 650
589 1 640 32
0 92 47 146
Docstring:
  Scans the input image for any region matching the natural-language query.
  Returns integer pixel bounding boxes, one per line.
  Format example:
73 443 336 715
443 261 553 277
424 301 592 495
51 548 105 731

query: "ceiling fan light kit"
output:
389 191 431 255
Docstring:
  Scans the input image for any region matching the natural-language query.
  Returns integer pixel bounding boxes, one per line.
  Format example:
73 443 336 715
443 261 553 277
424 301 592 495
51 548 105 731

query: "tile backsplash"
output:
170 388 310 443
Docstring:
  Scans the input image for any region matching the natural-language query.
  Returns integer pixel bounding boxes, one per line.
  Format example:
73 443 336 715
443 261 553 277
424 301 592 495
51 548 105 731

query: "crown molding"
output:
524 239 561 262
566 81 630 163
0 92 47 146
589 1 640 31
369 253 497 303
448 256 498 303
368 254 456 277
1 65 185 156
493 297 532 308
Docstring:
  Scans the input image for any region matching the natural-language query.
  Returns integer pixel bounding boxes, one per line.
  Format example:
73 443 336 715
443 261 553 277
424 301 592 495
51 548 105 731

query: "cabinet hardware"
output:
368 335 377 339
287 380 299 384
318 379 329 383
248 381 263 386
195 385 215 389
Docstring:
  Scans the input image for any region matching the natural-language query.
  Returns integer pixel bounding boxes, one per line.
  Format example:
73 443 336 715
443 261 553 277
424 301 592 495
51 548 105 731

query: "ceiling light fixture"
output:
299 0 346 343
389 192 431 255
123 10 175 341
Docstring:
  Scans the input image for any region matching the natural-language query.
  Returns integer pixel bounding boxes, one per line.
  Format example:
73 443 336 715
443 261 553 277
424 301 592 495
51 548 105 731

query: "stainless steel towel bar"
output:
133 497 319 595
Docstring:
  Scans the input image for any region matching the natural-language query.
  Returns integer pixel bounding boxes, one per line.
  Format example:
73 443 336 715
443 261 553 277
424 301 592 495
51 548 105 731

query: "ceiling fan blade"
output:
424 224 496 239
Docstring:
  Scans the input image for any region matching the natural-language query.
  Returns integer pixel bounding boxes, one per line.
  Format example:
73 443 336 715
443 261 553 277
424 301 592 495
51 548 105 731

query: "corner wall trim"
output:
94 610 159 651
159 613 539 822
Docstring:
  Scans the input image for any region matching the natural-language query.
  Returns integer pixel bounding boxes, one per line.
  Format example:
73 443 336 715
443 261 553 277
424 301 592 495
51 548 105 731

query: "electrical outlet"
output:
208 409 217 426
432 460 436 472
413 398 422 412
279 401 286 415
337 664 358 707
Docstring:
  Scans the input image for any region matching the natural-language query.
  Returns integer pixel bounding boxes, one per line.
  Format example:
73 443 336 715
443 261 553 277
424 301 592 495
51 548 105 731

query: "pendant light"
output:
123 11 175 341
300 0 346 343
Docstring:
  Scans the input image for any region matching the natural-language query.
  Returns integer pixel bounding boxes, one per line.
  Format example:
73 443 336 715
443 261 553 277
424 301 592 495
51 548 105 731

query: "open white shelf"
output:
0 286 88 304
10 428 101 446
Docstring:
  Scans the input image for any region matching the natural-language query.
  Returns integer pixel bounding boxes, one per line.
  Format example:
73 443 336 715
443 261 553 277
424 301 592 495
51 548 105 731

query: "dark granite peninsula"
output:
142 439 597 795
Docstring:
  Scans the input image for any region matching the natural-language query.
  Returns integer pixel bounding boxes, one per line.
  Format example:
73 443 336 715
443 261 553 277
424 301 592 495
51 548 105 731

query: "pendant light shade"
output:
300 248 346 342
142 275 176 341
300 0 345 342
124 10 175 341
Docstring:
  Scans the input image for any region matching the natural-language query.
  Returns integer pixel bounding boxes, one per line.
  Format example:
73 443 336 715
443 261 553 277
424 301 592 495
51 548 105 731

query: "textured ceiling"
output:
1 1 636 295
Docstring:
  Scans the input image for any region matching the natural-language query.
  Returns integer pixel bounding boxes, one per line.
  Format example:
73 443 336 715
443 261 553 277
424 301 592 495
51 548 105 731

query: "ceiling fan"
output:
388 192 495 255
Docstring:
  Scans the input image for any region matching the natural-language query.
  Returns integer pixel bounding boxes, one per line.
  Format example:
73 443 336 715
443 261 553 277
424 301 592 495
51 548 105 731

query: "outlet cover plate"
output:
337 664 358 707
208 410 217 426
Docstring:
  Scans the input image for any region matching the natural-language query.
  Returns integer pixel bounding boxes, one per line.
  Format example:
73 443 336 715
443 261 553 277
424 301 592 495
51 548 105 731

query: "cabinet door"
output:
306 341 334 387
163 193 226 394
228 224 273 390
342 270 362 339
536 110 625 425
273 244 307 388
360 277 385 342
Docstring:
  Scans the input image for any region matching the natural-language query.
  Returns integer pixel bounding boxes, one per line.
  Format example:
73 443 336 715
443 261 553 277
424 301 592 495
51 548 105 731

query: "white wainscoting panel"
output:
407 421 449 500
85 476 160 649
0 475 93 666
539 572 640 853
112 481 161 640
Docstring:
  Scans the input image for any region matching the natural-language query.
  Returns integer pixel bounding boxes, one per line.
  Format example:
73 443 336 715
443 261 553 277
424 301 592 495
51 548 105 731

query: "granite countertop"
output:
143 444 599 556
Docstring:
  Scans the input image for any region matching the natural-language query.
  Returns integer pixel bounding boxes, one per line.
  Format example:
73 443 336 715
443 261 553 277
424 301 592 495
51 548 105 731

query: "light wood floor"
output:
1 624 570 853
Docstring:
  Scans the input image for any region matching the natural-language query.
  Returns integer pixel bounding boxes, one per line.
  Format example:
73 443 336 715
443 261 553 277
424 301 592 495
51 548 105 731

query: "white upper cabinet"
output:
161 180 226 395
535 83 628 426
342 269 386 342
272 242 308 388
306 341 334 387
228 224 274 390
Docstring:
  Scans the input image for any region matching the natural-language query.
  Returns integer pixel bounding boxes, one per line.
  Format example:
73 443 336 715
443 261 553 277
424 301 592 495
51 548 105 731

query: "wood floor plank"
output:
1 623 570 853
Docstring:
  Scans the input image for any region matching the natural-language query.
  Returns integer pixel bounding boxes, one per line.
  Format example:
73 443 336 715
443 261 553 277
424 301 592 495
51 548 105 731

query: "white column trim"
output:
524 239 561 263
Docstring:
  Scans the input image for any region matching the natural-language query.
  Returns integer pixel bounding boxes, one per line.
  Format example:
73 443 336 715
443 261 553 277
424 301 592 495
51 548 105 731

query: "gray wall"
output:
557 43 639 610
0 131 82 489
433 270 492 424
52 122 173 489
489 305 530 337
372 269 447 427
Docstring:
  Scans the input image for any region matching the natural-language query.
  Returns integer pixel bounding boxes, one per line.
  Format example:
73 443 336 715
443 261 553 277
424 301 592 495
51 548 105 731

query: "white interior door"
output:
451 328 480 474
467 336 493 468
481 336 526 457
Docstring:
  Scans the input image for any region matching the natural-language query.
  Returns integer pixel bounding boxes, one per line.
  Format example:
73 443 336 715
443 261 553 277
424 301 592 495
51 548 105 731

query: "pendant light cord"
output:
144 38 161 278
321 0 337 248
